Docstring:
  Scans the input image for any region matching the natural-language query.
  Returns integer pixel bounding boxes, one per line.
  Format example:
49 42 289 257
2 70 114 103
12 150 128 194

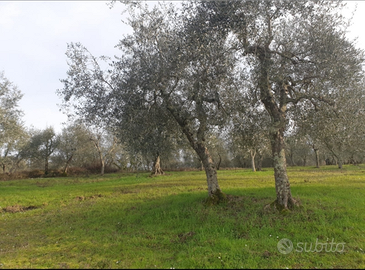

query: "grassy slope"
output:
0 166 364 269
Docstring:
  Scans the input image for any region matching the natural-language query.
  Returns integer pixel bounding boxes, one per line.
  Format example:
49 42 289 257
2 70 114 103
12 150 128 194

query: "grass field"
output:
0 165 365 269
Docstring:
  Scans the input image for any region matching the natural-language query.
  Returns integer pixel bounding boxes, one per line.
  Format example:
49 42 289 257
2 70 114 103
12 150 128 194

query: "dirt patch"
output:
114 187 140 194
1 205 38 213
75 194 103 201
262 250 271 259
226 194 245 204
187 187 205 192
35 181 52 188
177 231 195 243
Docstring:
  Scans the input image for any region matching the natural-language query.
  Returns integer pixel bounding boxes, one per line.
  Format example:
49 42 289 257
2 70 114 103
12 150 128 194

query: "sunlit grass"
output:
0 165 364 268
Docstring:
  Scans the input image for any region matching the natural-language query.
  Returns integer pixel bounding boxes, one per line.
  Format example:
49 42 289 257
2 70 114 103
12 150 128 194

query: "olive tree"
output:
299 79 365 168
0 72 25 173
201 0 365 210
58 3 235 203
23 127 60 174
114 3 236 202
55 122 95 174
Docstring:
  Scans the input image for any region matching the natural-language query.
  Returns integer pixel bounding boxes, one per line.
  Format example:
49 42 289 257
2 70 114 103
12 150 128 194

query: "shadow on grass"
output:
1 183 365 268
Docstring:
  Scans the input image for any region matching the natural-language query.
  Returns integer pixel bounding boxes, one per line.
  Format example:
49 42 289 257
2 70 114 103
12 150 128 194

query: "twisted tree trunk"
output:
256 47 297 211
250 149 256 172
188 142 225 206
151 153 164 175
270 127 297 210
63 154 74 174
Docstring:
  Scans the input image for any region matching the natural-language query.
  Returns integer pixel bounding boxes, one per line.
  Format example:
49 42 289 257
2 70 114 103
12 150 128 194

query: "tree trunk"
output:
101 159 105 175
63 154 74 174
314 148 320 168
270 129 296 210
216 153 222 170
289 153 296 166
256 151 263 171
165 101 225 204
195 143 225 204
256 46 297 211
250 149 256 172
337 157 343 169
151 153 164 175
45 157 49 175
303 155 307 167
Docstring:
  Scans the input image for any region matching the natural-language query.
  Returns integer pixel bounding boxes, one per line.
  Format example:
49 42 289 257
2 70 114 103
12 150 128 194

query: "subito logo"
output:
277 238 294 254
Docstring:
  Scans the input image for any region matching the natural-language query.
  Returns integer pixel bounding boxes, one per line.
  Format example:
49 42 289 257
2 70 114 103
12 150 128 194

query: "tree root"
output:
264 197 301 214
203 189 227 206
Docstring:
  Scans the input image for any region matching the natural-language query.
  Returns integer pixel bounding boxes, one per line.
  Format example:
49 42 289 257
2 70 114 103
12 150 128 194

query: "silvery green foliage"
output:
0 72 26 173
199 0 364 207
59 0 365 202
298 78 365 167
22 127 60 174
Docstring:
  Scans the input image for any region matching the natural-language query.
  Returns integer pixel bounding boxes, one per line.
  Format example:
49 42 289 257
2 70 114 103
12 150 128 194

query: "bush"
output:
27 170 44 178
67 167 89 176
84 162 119 174
45 170 64 178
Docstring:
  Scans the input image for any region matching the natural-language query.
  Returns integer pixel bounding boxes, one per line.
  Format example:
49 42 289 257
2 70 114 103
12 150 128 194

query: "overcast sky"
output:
0 1 365 133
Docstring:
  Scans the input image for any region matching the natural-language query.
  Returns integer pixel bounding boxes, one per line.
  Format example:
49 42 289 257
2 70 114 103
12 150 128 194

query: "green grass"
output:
0 165 365 268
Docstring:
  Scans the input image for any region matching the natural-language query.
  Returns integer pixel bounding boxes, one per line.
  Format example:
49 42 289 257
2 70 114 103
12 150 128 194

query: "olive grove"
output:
57 0 365 209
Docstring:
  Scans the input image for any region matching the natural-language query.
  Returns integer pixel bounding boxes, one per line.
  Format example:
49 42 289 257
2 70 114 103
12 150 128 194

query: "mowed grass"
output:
0 165 365 269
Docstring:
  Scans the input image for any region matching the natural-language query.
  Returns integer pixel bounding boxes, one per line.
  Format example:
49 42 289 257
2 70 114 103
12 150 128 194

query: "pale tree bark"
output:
62 154 74 174
166 103 225 204
270 127 297 210
195 143 220 197
90 136 105 175
100 158 105 175
90 134 117 176
250 149 256 172
256 48 297 211
327 145 344 169
151 153 164 176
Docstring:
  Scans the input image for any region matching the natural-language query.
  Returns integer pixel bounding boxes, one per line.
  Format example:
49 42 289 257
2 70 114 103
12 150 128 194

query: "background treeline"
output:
1 114 364 180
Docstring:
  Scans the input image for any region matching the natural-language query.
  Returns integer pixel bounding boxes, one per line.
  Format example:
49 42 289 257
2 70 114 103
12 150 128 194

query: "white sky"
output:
0 1 364 133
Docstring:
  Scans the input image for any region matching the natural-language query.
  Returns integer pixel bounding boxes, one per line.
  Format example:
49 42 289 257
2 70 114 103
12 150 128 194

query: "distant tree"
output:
285 133 313 167
205 129 231 170
0 71 25 173
112 82 182 176
87 125 119 175
299 79 365 168
55 122 95 174
23 127 60 175
229 102 271 172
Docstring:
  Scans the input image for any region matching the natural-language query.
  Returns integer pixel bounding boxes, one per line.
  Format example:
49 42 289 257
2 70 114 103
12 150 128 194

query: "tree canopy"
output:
58 0 365 209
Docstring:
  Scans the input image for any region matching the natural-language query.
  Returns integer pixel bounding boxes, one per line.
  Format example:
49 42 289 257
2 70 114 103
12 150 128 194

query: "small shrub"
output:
67 167 89 176
84 162 119 174
45 170 63 178
27 170 44 178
